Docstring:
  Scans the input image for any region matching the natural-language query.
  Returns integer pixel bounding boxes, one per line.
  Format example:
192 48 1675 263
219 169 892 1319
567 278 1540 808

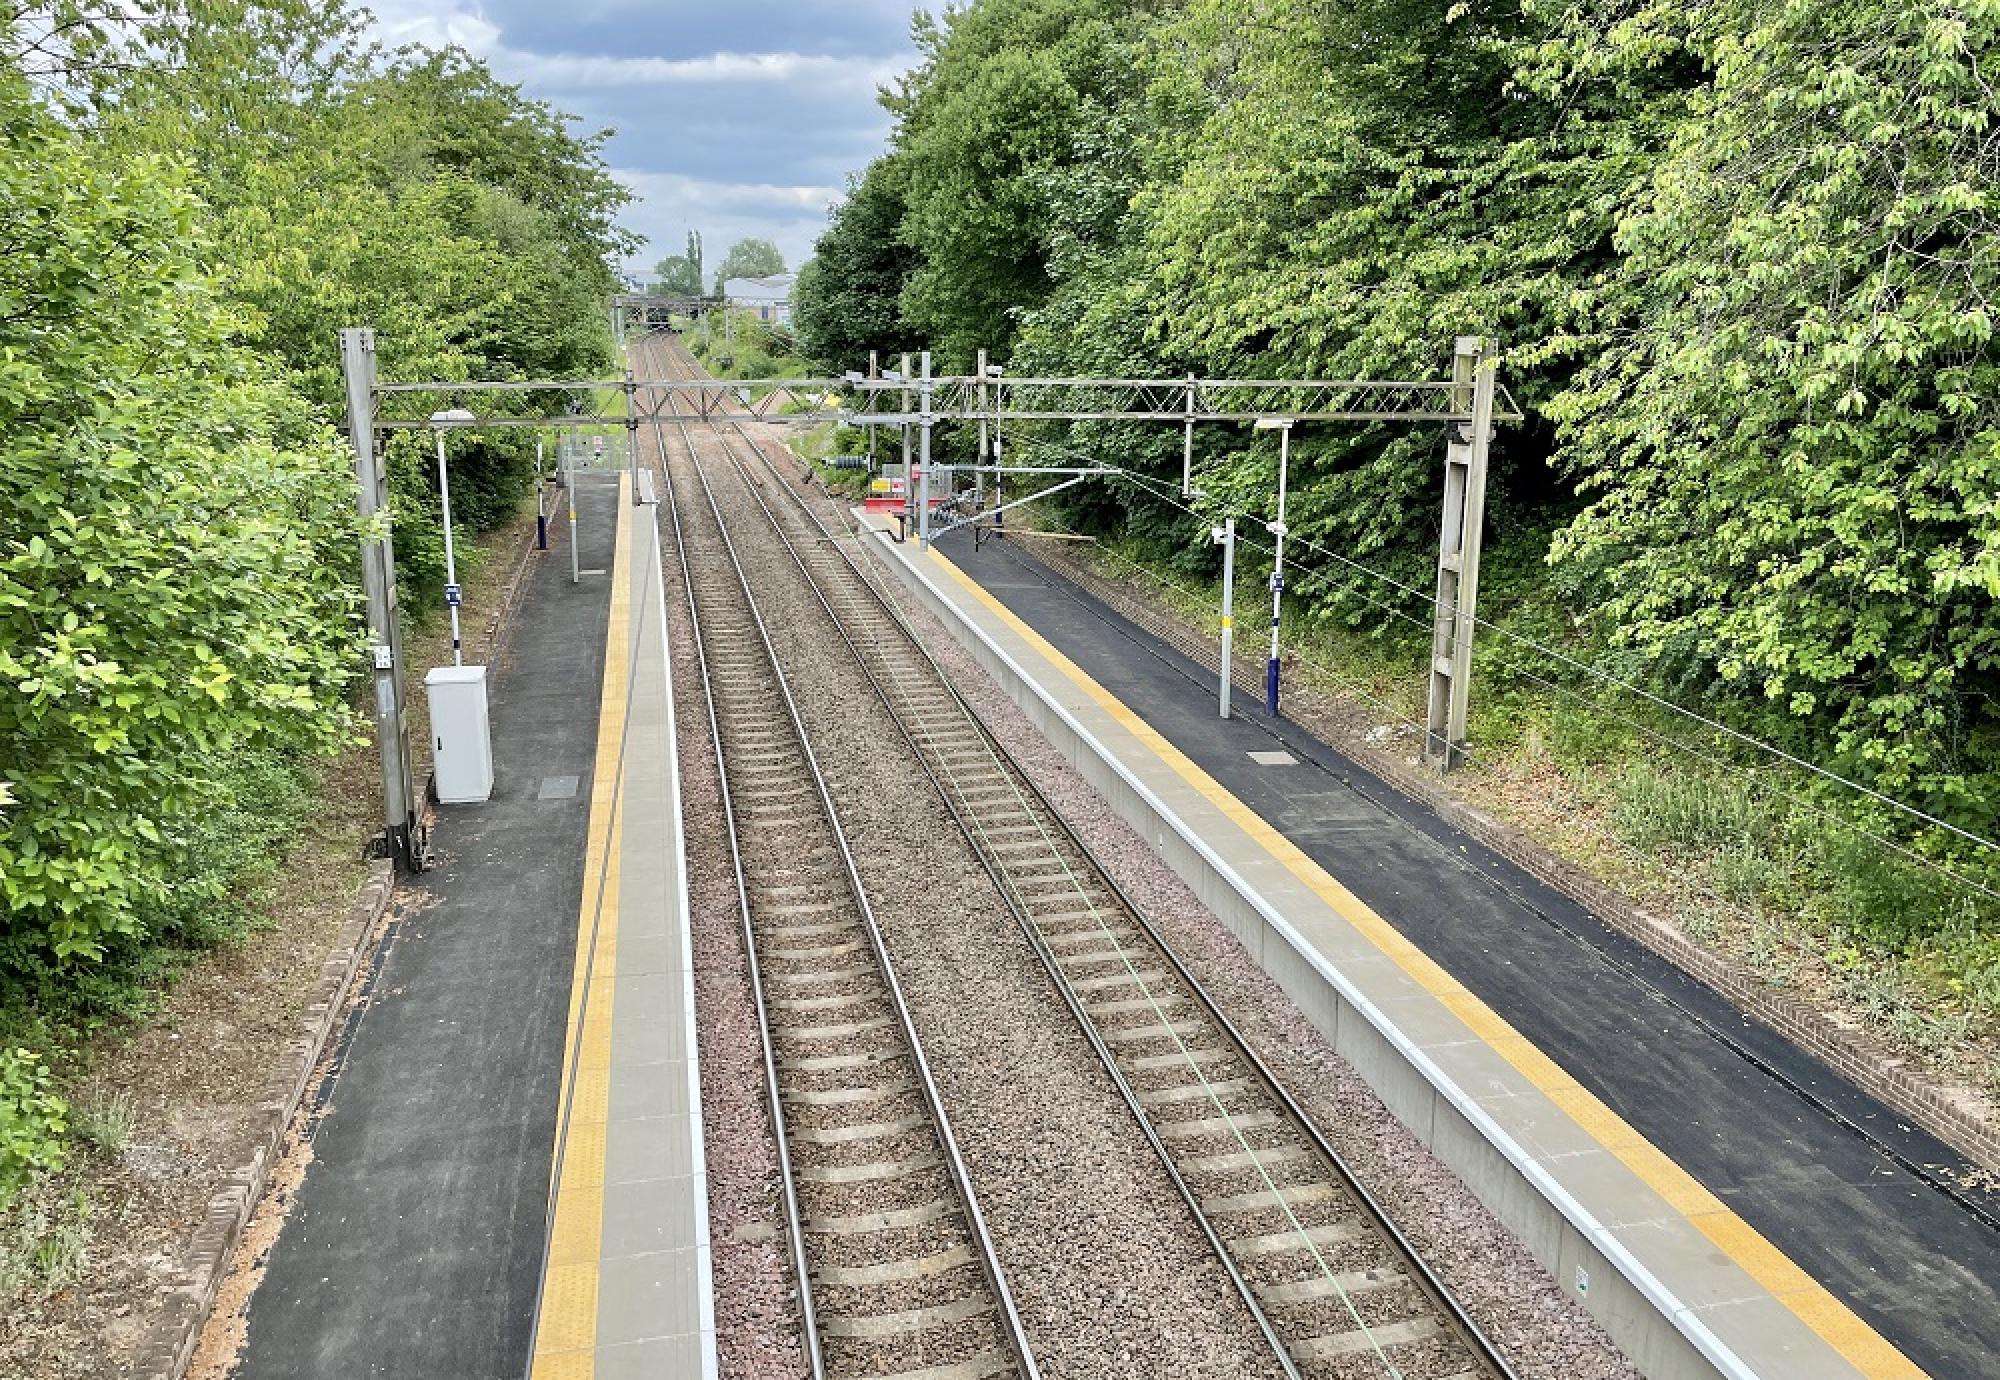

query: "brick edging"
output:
1018 534 2000 1174
130 859 396 1380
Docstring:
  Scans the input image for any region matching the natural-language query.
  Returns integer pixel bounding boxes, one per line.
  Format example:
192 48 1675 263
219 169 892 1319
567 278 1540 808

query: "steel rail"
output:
691 414 1302 1379
655 397 826 1379
647 343 1043 1380
689 356 1515 1380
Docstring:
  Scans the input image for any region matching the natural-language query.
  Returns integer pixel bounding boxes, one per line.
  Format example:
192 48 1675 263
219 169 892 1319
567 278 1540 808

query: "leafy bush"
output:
0 69 360 979
2 11 632 1047
1814 832 1984 953
0 1050 67 1202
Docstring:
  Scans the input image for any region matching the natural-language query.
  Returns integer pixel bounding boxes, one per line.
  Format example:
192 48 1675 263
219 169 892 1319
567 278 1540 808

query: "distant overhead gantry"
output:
610 293 716 342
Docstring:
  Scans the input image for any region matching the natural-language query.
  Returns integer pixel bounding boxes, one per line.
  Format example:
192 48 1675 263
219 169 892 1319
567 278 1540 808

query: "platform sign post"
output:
535 440 548 550
918 351 935 546
1255 418 1294 716
1183 373 1198 497
342 327 420 872
1213 516 1236 719
975 348 989 514
992 422 1004 539
568 434 580 586
624 368 640 503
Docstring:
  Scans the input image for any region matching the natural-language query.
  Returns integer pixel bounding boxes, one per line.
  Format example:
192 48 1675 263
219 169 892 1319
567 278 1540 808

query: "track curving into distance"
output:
653 352 1039 1380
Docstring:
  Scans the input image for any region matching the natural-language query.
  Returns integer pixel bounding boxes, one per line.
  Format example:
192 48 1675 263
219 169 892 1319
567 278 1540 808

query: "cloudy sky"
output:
360 0 924 283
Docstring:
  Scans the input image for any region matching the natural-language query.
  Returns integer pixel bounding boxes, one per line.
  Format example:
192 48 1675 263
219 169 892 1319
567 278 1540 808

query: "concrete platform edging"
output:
863 529 1770 1380
530 481 718 1379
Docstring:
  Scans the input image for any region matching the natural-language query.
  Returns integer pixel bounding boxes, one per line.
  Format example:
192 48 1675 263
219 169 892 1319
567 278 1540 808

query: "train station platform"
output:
859 516 2000 1380
528 474 716 1379
233 472 717 1378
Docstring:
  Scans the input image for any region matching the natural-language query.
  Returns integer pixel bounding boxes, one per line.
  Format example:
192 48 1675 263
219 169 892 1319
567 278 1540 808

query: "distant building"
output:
723 273 797 325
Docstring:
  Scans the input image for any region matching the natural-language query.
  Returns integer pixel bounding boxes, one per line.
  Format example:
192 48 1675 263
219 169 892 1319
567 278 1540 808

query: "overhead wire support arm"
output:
931 470 1116 541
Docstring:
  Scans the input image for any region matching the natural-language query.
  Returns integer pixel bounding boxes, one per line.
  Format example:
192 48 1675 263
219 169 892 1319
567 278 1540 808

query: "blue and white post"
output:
535 439 549 551
1255 418 1293 716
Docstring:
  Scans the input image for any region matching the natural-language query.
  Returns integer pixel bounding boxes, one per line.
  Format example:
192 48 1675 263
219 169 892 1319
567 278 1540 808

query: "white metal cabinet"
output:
425 665 494 803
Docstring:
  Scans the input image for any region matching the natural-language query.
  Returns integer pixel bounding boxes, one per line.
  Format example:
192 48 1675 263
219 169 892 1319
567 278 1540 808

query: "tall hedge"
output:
0 67 358 975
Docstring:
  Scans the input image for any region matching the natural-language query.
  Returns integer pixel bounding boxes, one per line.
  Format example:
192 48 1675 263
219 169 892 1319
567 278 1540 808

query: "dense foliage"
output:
794 165 922 368
652 230 706 296
0 0 630 1089
715 236 788 283
794 0 2000 909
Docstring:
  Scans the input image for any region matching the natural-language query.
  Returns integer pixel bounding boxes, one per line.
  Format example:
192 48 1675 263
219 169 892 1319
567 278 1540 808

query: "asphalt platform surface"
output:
235 474 620 1378
937 528 2000 1380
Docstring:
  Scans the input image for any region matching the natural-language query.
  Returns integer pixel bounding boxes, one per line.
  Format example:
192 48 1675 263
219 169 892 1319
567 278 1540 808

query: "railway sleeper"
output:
811 1244 975 1289
790 1081 918 1108
788 1014 895 1043
1155 1109 1282 1141
791 1115 930 1147
1083 992 1192 1019
795 1155 943 1186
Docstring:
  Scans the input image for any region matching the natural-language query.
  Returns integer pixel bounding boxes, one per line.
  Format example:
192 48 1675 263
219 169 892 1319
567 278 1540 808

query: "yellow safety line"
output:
532 474 635 1379
921 544 1924 1380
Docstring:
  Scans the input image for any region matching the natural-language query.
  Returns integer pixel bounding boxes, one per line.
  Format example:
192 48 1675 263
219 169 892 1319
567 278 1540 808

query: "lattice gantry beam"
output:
369 372 1521 430
371 377 854 429
847 375 1523 425
611 293 715 316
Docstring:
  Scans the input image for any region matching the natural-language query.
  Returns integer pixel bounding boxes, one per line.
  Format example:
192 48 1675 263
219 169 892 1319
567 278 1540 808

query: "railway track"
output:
645 330 1514 1380
655 363 1039 1380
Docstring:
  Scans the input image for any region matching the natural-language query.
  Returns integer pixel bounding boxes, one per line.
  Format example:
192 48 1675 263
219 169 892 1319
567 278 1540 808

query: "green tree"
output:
0 1 645 1061
0 57 360 976
794 166 918 369
71 5 634 595
652 228 704 295
883 0 1143 365
1547 0 2000 816
715 236 786 283
652 239 703 296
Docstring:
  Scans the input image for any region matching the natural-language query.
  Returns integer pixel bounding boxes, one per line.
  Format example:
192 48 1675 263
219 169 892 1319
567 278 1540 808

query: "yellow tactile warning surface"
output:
531 474 633 1379
921 542 1925 1380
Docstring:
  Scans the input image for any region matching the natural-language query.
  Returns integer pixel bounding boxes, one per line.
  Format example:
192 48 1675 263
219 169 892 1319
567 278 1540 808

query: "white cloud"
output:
354 1 910 278
613 170 846 278
504 50 904 93
360 4 899 94
359 0 501 53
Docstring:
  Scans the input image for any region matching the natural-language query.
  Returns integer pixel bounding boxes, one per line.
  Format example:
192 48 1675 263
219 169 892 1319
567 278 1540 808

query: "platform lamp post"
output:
431 408 477 666
1253 417 1294 716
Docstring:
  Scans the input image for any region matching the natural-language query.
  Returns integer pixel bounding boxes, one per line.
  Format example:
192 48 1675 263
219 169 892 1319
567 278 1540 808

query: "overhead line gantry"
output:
346 328 1516 873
